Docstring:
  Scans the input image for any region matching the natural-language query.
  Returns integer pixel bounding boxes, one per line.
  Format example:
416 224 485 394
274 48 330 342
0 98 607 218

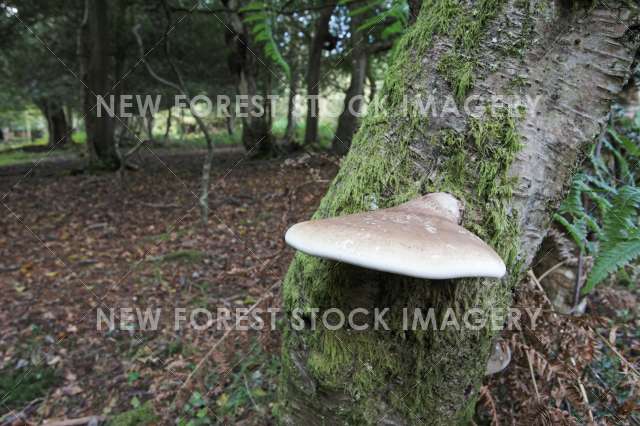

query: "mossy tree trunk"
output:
279 1 640 424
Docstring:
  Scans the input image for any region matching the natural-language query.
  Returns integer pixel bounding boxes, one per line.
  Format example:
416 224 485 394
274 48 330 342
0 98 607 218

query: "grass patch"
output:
164 131 241 150
108 401 158 426
271 117 336 150
0 137 47 153
148 249 206 264
0 366 60 412
0 135 86 167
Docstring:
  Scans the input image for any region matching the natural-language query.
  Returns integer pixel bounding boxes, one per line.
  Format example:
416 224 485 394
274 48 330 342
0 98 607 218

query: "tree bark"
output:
279 1 640 424
163 109 172 142
223 0 273 157
84 0 118 170
303 6 334 146
38 100 69 148
332 6 368 155
285 70 299 143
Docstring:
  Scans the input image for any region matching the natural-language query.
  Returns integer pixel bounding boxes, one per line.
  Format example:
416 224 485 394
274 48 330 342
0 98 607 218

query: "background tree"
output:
83 0 119 169
0 1 81 149
332 0 409 154
303 4 335 146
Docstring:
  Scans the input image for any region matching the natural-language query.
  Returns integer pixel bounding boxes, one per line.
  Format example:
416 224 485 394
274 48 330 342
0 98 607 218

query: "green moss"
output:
437 53 475 102
384 0 463 106
435 0 505 101
436 107 523 272
108 401 157 426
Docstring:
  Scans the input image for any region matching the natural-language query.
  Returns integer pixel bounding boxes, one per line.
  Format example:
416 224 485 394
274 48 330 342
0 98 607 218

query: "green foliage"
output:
211 344 280 421
177 391 213 426
241 2 290 78
350 0 409 39
0 366 60 411
583 187 640 292
176 341 279 424
555 114 640 293
0 146 69 167
108 401 158 426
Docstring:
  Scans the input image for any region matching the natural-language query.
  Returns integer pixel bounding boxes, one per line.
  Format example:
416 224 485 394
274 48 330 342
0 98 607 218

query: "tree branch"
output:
132 16 215 226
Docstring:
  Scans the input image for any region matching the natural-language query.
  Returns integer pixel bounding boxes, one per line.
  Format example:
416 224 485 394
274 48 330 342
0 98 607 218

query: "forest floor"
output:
0 149 638 425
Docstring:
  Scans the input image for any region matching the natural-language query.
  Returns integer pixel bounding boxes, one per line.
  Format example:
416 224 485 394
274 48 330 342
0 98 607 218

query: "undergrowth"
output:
555 109 640 293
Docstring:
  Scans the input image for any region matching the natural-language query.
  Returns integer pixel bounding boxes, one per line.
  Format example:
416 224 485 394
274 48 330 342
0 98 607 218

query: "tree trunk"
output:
226 114 234 136
279 1 640 424
66 105 74 137
285 70 298 143
84 0 118 170
38 100 69 148
332 6 368 155
223 0 273 157
303 7 334 146
164 109 172 142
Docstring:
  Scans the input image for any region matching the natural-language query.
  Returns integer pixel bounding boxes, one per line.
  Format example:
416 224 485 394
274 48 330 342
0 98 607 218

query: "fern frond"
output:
583 186 640 292
585 240 640 293
241 2 290 78
554 214 587 252
610 129 640 157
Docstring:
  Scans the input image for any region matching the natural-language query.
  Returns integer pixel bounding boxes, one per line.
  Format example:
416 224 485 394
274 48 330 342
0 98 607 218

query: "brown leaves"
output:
481 271 640 425
0 151 337 422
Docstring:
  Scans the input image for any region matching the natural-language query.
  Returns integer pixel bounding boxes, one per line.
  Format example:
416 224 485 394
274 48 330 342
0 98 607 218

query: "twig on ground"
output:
85 222 107 231
526 348 541 400
139 202 181 209
42 415 106 426
222 251 286 277
537 260 569 283
0 398 43 426
527 270 554 311
570 357 594 424
598 333 640 378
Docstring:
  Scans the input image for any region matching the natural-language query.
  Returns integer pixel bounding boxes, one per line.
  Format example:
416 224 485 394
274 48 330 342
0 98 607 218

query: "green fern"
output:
583 186 640 292
555 115 640 293
240 2 290 78
351 0 409 38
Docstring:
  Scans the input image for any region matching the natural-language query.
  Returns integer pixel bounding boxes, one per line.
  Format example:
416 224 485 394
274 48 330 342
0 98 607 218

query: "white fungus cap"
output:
485 342 512 376
284 193 506 280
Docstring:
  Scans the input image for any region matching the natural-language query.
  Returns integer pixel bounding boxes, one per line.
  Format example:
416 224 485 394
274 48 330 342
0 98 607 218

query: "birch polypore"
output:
285 193 506 279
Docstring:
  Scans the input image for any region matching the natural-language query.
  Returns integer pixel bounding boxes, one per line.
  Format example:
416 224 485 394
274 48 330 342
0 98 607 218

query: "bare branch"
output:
132 12 215 226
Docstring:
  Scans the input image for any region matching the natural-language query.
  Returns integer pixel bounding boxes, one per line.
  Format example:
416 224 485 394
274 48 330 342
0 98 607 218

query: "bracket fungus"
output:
285 193 506 279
